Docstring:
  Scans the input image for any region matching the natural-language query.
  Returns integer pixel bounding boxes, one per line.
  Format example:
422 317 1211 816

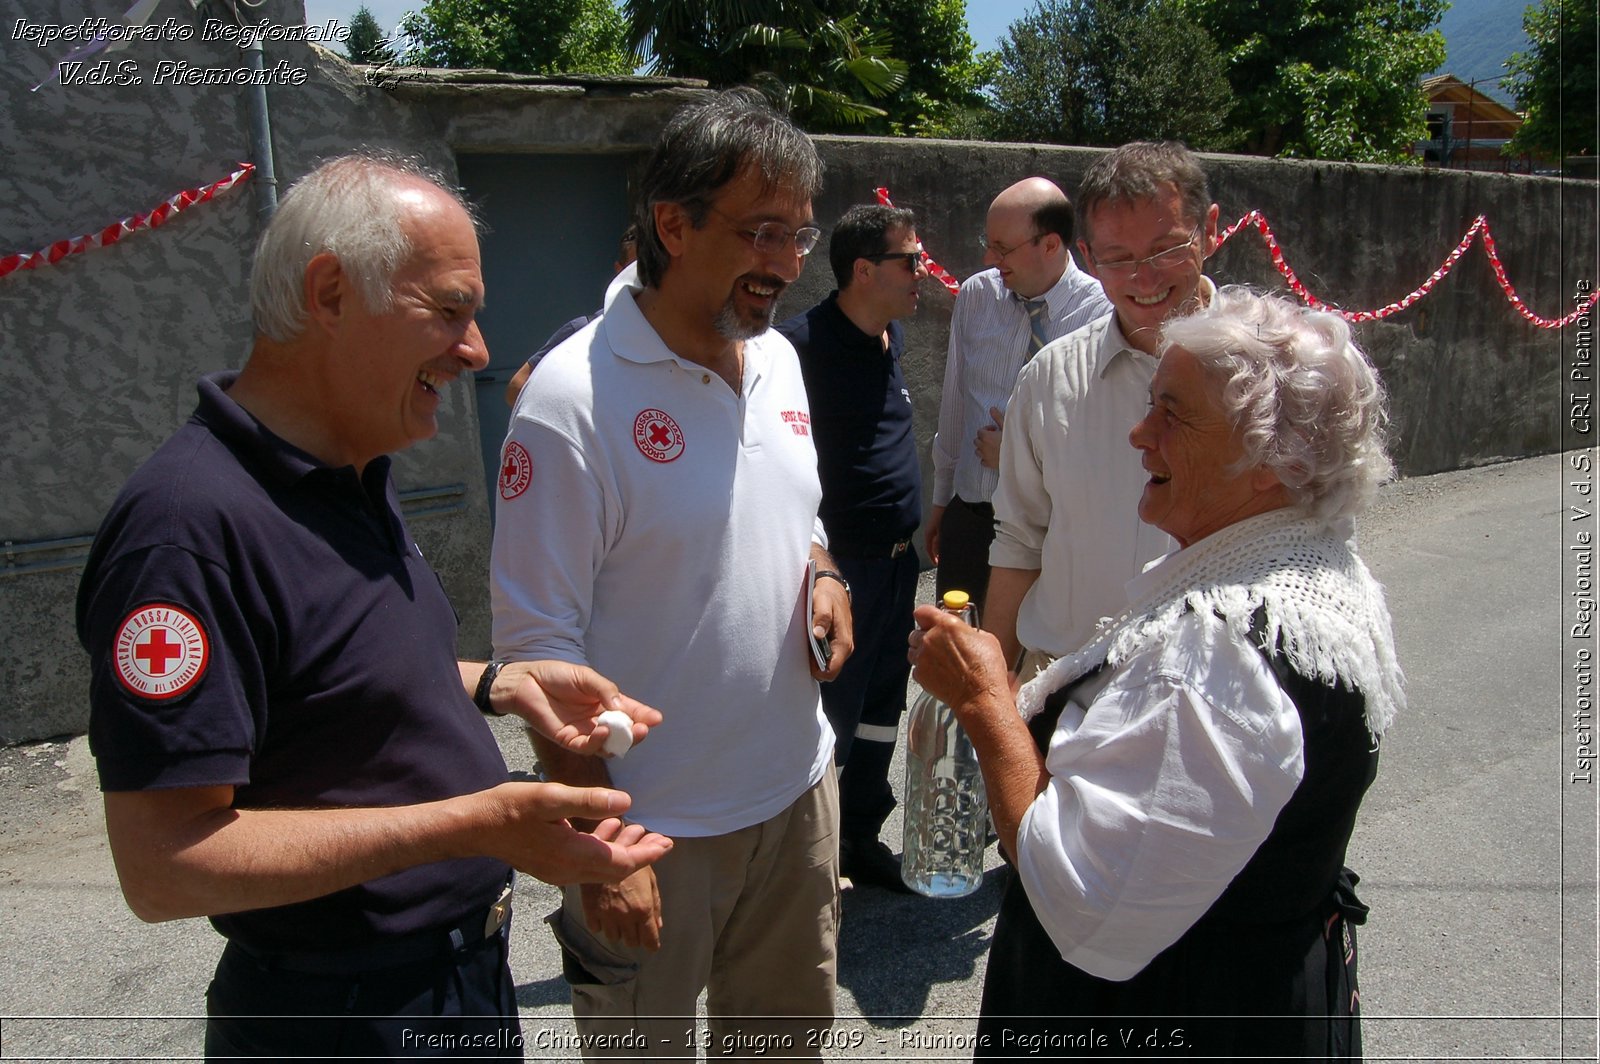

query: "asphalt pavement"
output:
1 451 1595 1062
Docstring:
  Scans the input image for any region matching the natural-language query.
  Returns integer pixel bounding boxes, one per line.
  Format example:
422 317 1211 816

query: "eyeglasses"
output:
863 251 923 270
708 205 821 256
1088 229 1202 278
977 231 1044 260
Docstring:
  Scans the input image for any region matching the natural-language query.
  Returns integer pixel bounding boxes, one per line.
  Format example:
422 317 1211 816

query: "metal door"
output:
456 152 636 508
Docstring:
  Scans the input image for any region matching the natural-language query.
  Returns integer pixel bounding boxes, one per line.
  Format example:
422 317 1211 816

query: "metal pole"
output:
242 29 279 220
1465 78 1477 173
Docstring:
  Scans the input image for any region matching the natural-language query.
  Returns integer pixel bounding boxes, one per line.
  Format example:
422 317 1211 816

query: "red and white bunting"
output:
1215 209 1596 330
0 162 255 280
9 170 1591 331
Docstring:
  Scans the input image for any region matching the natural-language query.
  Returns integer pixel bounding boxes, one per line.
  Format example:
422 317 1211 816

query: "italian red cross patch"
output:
633 409 685 463
500 440 532 500
113 604 210 700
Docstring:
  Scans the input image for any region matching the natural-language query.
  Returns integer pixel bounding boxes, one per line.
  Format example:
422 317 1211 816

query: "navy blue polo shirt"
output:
778 292 922 550
76 373 510 952
525 310 598 374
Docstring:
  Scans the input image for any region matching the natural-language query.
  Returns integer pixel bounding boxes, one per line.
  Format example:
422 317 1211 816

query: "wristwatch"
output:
474 660 508 715
814 569 852 605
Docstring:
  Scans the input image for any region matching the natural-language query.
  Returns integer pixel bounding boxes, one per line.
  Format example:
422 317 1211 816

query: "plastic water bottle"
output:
901 590 989 898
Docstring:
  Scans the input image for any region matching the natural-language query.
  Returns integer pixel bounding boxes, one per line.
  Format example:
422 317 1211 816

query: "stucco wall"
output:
779 138 1596 523
2 3 1593 740
0 0 694 739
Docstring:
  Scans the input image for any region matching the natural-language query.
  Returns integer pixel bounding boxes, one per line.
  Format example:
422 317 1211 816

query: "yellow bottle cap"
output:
941 590 970 611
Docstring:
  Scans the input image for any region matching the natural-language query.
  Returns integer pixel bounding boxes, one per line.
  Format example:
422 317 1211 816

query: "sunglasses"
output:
863 251 922 270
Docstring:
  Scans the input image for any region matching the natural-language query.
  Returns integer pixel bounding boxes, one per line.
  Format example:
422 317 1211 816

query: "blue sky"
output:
301 0 1038 57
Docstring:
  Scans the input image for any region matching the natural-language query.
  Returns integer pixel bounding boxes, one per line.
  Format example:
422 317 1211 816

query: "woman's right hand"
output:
908 604 1014 718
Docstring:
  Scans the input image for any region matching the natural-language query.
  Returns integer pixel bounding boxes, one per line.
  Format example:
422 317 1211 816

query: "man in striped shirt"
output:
926 177 1111 610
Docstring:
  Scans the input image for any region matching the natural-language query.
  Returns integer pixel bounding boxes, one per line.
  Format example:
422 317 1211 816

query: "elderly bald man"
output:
927 177 1110 609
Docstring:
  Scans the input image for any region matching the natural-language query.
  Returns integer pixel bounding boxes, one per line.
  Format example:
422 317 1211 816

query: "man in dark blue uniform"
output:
777 205 926 890
75 153 672 1060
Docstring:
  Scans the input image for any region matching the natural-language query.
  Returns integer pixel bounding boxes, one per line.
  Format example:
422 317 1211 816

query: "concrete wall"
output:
779 138 1596 518
2 2 1594 740
0 0 696 739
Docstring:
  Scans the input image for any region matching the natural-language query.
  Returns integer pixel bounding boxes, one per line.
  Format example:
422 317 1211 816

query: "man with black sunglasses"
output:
927 178 1110 612
778 205 927 892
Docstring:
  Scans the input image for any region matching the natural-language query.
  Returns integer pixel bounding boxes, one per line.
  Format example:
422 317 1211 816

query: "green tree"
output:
625 0 996 135
624 0 756 84
344 5 396 65
399 0 631 76
726 14 909 127
985 0 1235 149
624 0 909 128
853 0 998 137
1180 0 1447 162
1504 0 1597 159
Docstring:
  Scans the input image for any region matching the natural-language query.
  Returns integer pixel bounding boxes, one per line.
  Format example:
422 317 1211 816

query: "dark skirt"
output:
973 869 1367 1060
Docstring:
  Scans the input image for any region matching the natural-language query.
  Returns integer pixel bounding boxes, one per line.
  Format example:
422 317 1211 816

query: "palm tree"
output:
624 0 908 128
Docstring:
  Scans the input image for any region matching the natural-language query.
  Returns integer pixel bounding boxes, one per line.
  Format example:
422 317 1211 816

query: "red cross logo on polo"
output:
499 440 532 500
113 604 209 700
633 408 685 463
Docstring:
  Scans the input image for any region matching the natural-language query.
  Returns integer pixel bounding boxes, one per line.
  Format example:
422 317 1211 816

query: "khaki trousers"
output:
549 771 840 1059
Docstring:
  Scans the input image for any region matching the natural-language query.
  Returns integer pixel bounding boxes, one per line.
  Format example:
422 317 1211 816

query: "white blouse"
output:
1015 606 1306 981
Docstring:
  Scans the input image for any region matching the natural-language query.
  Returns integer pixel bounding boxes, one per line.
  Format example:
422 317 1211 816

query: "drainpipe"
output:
240 23 279 220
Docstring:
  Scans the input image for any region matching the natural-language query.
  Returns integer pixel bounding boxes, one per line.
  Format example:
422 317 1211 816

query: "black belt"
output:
832 536 914 560
952 496 994 517
230 884 513 976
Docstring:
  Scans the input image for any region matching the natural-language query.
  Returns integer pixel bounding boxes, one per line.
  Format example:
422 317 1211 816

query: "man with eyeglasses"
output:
928 177 1111 610
986 141 1219 678
490 88 853 1057
776 205 927 892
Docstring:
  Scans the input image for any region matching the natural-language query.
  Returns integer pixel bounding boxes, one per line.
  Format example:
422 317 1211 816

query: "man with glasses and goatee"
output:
985 141 1220 682
490 89 853 1058
927 177 1110 612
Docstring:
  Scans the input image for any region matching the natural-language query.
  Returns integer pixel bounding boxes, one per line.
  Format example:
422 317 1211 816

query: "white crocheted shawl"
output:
1016 507 1405 740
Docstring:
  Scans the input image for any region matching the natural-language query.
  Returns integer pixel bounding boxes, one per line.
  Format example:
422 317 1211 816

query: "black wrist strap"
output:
475 660 507 715
814 569 852 604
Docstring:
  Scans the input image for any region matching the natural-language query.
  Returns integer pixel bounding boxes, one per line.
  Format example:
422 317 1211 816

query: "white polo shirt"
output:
490 265 833 837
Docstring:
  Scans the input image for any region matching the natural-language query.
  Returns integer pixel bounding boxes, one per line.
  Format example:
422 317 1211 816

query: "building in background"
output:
1414 73 1534 172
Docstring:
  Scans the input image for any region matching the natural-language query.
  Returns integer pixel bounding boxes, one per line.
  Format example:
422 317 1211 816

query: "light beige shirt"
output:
988 299 1197 655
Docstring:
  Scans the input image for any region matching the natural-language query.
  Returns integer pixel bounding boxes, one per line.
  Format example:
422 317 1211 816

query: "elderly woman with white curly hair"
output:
910 287 1405 1059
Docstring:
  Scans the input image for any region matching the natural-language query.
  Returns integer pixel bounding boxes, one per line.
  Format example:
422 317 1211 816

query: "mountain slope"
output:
1432 0 1531 105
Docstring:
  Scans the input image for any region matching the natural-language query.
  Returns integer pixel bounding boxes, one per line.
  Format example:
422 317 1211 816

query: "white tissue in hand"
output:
596 709 635 758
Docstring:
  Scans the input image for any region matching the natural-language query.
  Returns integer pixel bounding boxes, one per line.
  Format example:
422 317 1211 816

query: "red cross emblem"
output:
499 440 532 500
113 604 209 700
633 408 684 463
